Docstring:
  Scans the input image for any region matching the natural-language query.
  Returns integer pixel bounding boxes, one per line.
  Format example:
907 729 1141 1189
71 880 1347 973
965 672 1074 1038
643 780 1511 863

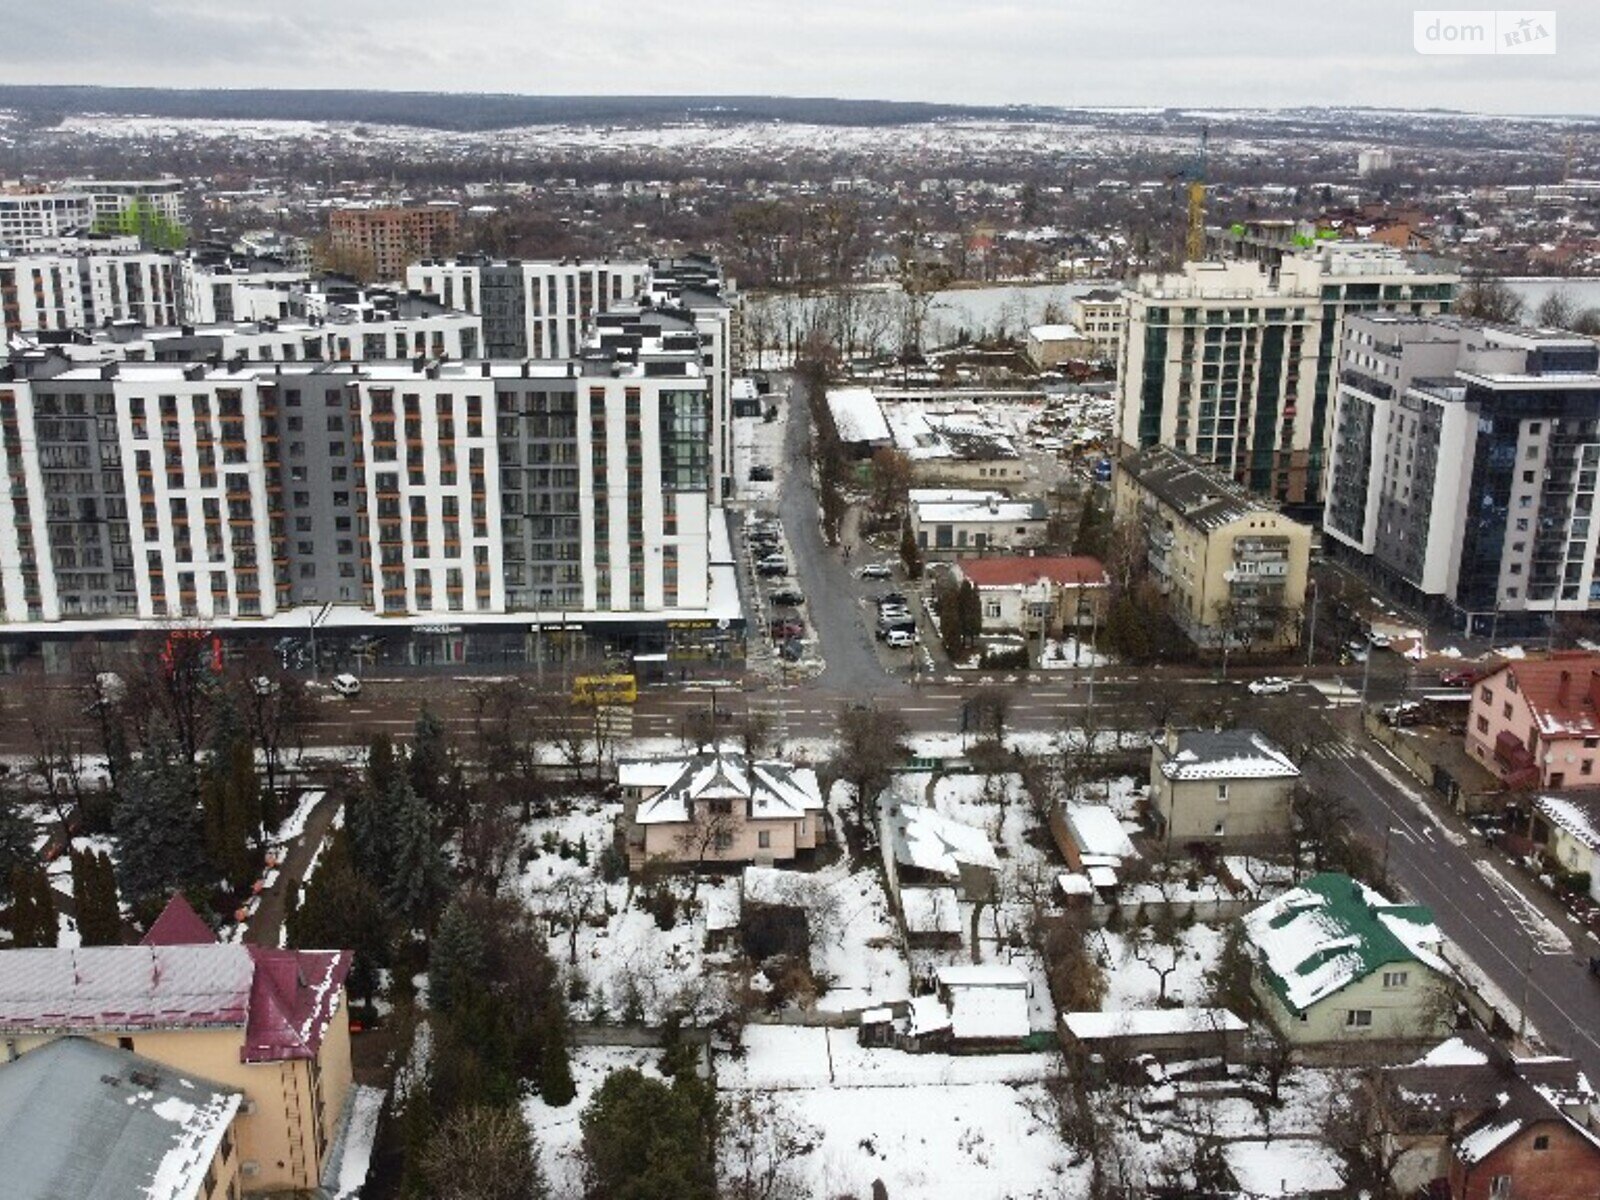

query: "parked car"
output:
858 563 893 580
876 592 908 608
779 638 805 662
1440 666 1482 687
331 673 363 698
1343 641 1368 663
748 464 774 482
1382 700 1423 727
769 617 805 639
877 619 916 640
1368 632 1393 649
884 628 917 649
769 588 805 607
1247 676 1292 696
756 556 788 577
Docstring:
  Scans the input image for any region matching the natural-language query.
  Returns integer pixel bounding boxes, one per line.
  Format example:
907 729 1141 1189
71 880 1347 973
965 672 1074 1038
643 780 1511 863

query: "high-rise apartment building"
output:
0 248 181 334
0 190 95 250
1323 313 1600 629
329 204 460 281
1117 243 1457 508
64 178 188 230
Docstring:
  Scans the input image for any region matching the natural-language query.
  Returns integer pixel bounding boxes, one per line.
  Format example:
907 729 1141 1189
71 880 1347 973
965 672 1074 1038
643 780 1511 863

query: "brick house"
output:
1465 652 1600 790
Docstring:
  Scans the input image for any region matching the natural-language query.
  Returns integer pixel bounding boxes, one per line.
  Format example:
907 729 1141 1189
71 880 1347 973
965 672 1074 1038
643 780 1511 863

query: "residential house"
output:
0 1036 243 1200
909 489 1049 557
1242 872 1454 1046
1026 323 1094 368
1466 653 1600 791
882 800 999 899
0 894 353 1196
1531 795 1600 904
618 750 826 871
1149 727 1300 850
954 555 1108 636
1114 446 1311 651
1371 1032 1600 1200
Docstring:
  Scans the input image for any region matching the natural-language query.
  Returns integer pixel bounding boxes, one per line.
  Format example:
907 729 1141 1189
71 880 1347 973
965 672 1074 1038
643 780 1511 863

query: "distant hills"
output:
0 86 1042 131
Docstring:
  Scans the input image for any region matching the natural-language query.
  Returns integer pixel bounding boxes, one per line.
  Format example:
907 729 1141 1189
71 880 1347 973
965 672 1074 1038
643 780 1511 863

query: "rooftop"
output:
1479 652 1600 740
956 555 1107 589
1158 729 1301 782
620 750 823 825
1120 446 1288 533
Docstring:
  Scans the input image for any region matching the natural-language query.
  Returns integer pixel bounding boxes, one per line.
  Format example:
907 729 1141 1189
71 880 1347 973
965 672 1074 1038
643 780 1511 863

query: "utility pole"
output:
1518 940 1536 1045
1360 639 1373 709
1306 580 1319 669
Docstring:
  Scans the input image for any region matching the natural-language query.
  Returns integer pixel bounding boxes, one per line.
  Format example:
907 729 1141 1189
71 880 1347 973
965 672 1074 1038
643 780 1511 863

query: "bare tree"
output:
540 872 602 965
718 1093 819 1200
459 794 521 897
833 704 909 831
1126 902 1185 1005
674 801 740 903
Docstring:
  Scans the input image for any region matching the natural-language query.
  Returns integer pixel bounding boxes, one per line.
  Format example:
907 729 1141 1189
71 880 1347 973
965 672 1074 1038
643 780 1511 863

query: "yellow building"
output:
1114 445 1311 651
0 896 353 1196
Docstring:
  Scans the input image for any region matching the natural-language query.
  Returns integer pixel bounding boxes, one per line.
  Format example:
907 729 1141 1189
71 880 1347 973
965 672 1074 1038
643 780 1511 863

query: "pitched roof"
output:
1120 445 1285 533
1537 794 1600 850
956 555 1108 589
140 894 217 948
620 750 824 825
1479 652 1600 739
1159 729 1300 782
0 943 352 1063
1242 873 1445 1013
0 1036 242 1200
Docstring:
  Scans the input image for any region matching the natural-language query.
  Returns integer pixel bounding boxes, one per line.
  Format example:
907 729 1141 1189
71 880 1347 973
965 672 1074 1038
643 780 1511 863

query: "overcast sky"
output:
7 0 1596 115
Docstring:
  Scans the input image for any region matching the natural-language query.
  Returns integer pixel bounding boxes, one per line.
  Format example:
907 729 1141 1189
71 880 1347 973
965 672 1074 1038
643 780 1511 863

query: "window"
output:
1346 1009 1373 1028
1477 716 1490 734
757 830 771 849
1534 1134 1550 1151
118 1036 134 1051
1490 1177 1511 1200
1382 970 1408 989
1216 783 1229 802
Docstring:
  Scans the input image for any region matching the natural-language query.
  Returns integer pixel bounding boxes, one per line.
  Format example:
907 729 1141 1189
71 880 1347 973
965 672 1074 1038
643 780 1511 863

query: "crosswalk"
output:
1306 737 1361 761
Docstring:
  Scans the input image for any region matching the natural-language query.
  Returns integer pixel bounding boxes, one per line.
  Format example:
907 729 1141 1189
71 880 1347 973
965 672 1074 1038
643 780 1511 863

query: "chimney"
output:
1165 725 1179 755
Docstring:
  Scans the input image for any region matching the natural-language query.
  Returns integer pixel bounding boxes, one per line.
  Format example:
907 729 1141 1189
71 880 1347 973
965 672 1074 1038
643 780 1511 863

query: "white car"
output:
884 628 917 649
1247 676 1291 696
1368 633 1393 649
331 672 363 697
857 563 893 580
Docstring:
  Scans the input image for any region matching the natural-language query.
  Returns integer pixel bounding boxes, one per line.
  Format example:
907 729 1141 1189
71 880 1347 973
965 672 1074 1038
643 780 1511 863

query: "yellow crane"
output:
1186 126 1210 261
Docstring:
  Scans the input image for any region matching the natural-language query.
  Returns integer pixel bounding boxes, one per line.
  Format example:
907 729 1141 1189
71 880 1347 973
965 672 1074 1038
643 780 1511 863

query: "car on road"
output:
884 628 917 649
331 673 363 698
1439 666 1483 687
748 464 774 482
1367 632 1393 649
858 563 893 580
769 588 805 607
1247 676 1292 695
756 556 788 577
1343 641 1369 663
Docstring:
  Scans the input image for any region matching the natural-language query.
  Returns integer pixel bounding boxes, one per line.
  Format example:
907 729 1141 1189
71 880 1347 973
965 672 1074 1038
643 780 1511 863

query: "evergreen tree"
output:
33 869 58 947
899 521 923 580
289 833 391 1005
409 708 449 813
114 734 206 924
384 779 448 931
9 866 56 947
958 579 983 643
579 1068 717 1200
349 736 400 881
202 741 259 893
429 896 486 1016
0 798 32 906
1074 490 1112 559
539 1000 577 1107
70 849 122 946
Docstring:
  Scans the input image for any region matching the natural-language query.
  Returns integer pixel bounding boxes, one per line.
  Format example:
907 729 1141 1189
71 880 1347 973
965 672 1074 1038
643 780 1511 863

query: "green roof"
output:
1244 872 1442 1014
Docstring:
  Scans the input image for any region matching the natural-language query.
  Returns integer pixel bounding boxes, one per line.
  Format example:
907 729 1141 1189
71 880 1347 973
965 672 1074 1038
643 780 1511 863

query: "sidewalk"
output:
245 789 344 949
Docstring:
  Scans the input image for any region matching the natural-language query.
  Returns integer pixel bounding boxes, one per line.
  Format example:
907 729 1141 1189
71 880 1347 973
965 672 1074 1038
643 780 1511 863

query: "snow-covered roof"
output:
0 1037 242 1200
1242 873 1445 1014
1064 804 1137 860
1061 1008 1246 1040
1159 728 1300 782
1537 794 1600 850
909 489 1046 526
1057 872 1094 897
622 751 824 825
900 886 962 934
742 866 809 907
1029 323 1084 341
1222 1139 1346 1198
1416 1037 1491 1068
703 886 741 933
1456 1114 1521 1165
826 386 892 444
936 965 1030 1041
906 994 951 1037
889 804 999 877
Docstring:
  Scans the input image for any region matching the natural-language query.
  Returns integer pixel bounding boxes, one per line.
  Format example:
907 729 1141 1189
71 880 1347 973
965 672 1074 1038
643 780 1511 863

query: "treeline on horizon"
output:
0 86 1036 131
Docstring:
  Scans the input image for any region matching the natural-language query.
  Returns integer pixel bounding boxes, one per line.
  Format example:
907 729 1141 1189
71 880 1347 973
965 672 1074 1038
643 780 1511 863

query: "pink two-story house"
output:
1466 652 1600 790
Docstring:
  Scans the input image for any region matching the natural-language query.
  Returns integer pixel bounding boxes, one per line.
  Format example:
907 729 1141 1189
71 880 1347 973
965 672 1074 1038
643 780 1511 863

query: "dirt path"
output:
245 789 344 948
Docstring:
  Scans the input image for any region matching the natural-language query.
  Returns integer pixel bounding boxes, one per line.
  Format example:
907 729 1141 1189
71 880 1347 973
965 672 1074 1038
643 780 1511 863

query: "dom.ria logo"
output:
1413 9 1556 54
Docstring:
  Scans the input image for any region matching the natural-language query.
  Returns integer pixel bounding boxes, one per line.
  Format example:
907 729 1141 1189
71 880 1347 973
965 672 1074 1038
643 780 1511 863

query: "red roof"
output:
956 555 1107 588
1482 652 1600 740
140 893 218 947
242 947 353 1063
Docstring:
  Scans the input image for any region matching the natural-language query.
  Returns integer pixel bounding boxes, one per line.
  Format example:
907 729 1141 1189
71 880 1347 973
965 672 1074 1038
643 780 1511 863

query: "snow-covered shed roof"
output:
1063 804 1138 860
1028 324 1084 342
0 1036 242 1200
909 489 1047 526
621 751 824 825
1061 1008 1246 1041
825 387 892 444
1158 728 1300 782
1222 1138 1346 1198
936 964 1030 1041
1242 872 1445 1014
889 804 999 877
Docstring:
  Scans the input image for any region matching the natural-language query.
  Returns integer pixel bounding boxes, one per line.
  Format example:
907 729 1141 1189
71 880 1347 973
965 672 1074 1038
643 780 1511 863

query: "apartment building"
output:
0 190 95 250
1117 243 1457 508
1323 314 1600 628
407 255 651 360
65 177 188 230
1069 288 1124 360
178 254 308 325
1114 445 1312 650
329 204 460 281
0 352 731 667
0 247 181 335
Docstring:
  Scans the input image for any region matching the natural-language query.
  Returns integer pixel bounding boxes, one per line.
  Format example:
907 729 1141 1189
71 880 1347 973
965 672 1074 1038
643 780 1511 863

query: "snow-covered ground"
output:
329 1085 386 1199
1095 923 1227 1011
1039 636 1111 669
524 1046 663 1198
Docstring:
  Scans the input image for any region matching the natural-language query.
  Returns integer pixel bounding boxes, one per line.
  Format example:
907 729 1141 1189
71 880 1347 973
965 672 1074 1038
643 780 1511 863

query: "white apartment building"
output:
1069 288 1124 361
64 178 188 230
407 256 651 360
0 192 96 250
178 256 308 325
0 355 717 630
1117 243 1456 507
0 249 181 335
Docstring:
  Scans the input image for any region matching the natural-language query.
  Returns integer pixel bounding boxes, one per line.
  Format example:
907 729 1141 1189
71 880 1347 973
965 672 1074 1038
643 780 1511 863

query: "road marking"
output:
1475 860 1571 954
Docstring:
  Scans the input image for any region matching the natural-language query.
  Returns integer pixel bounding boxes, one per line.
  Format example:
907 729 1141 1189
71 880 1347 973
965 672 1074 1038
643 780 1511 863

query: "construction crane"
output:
1186 126 1210 261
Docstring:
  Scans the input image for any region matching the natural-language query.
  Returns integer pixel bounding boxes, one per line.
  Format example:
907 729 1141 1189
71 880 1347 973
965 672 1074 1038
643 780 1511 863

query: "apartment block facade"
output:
64 177 188 230
1117 243 1456 508
0 191 95 250
329 205 460 281
0 248 181 334
1323 314 1600 627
